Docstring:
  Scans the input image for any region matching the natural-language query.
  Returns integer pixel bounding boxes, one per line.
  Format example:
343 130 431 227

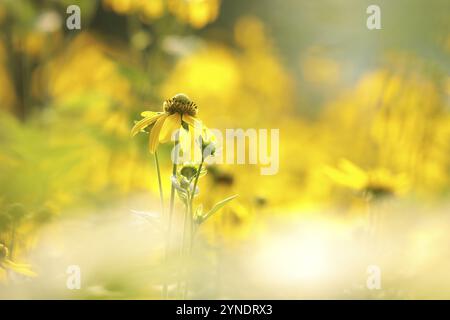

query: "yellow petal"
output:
338 159 368 187
339 159 366 178
182 114 201 128
131 113 162 137
323 166 360 190
149 113 168 153
2 260 37 277
141 111 157 117
159 113 181 143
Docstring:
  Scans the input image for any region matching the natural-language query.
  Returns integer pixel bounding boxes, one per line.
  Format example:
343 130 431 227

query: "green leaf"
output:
198 195 238 224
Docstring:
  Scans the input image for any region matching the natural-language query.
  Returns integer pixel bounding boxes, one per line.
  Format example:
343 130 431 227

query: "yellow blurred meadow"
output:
0 0 449 299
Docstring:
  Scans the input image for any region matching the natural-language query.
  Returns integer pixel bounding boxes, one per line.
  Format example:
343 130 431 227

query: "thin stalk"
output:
163 140 179 299
183 201 191 252
178 200 190 299
190 159 204 214
154 152 164 214
189 159 203 253
154 151 167 299
168 142 179 236
182 158 204 299
168 140 180 227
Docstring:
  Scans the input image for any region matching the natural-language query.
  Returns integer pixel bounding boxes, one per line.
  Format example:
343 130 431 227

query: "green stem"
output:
168 143 179 235
154 151 168 299
154 152 164 214
179 200 190 299
163 140 179 299
190 159 204 212
189 159 204 240
182 158 204 299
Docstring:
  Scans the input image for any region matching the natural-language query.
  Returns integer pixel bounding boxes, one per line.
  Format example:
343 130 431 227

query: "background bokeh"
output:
0 0 449 299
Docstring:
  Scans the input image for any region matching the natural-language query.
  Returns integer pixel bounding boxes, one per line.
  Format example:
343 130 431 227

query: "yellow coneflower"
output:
324 159 409 199
132 93 207 299
131 93 201 153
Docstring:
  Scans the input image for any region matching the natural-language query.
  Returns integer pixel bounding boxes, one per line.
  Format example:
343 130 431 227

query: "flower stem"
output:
182 158 204 299
178 200 190 298
190 159 204 213
163 140 179 299
189 159 203 252
154 151 164 214
168 142 179 235
154 151 168 299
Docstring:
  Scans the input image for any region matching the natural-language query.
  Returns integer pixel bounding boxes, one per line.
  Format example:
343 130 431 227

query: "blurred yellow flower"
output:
301 46 341 86
324 159 409 199
163 17 294 127
103 0 135 14
234 16 267 49
103 0 220 27
319 57 449 197
0 44 17 112
36 34 132 112
140 0 165 19
104 0 165 19
168 0 221 28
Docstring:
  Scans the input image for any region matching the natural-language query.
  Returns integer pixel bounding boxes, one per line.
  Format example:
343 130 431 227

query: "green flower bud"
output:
180 164 198 180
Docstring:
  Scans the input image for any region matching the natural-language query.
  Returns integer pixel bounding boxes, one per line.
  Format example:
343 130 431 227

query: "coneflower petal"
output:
131 113 162 137
2 260 37 277
149 114 169 153
159 113 181 143
141 111 158 117
182 114 202 128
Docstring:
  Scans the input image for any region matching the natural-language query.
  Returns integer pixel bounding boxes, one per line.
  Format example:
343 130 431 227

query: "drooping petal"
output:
339 159 367 179
149 114 169 153
2 260 37 277
131 113 163 137
323 159 368 190
338 159 368 189
323 166 355 188
159 113 181 143
141 111 158 117
182 114 202 128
